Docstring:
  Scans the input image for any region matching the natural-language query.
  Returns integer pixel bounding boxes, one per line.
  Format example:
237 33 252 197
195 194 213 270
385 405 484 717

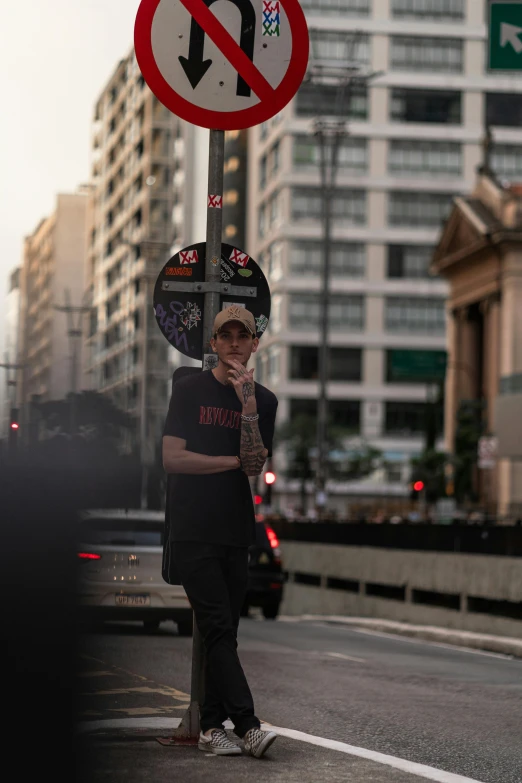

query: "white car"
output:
76 508 193 635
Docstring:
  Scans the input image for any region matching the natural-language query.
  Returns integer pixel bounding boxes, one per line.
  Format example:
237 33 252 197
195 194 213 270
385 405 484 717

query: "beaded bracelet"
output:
241 413 259 422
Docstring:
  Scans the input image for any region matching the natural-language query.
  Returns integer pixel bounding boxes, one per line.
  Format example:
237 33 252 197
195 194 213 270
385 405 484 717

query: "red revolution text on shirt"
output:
199 407 241 428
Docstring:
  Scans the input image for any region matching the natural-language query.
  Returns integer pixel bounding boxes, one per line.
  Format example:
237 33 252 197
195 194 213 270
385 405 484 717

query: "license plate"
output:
115 594 150 606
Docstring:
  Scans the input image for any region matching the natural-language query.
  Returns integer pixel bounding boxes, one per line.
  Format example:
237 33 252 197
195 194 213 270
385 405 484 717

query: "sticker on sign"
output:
135 0 309 129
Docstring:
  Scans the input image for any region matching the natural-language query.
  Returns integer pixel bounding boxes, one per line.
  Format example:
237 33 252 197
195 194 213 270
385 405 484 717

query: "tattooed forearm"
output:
242 381 254 405
240 420 268 476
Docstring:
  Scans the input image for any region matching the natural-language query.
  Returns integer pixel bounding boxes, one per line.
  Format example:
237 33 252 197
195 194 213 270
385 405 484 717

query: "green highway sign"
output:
388 350 447 383
489 1 522 70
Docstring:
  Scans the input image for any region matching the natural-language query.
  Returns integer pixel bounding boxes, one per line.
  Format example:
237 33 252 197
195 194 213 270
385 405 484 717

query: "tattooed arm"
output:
227 359 268 477
240 419 269 477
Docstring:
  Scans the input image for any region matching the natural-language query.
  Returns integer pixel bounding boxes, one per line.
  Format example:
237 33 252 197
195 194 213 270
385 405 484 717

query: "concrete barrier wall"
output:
279 542 522 639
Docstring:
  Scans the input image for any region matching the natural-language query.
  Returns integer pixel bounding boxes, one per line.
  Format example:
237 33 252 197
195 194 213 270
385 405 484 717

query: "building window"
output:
391 0 464 20
385 297 445 334
296 83 368 119
387 245 434 278
225 155 240 173
330 400 360 431
289 398 361 432
486 93 522 128
268 191 283 229
259 156 267 189
385 402 426 436
294 136 368 173
292 188 366 225
388 141 461 177
329 296 365 330
289 294 364 330
223 189 239 206
266 347 280 382
290 242 365 277
262 241 284 281
492 144 522 180
299 0 370 16
291 346 318 379
390 89 461 124
391 37 462 73
388 191 452 227
290 346 361 381
311 31 370 65
270 141 280 177
258 206 266 238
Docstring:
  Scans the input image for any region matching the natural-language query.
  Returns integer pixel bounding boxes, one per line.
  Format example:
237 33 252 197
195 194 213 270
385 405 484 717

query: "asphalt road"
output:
77 615 522 783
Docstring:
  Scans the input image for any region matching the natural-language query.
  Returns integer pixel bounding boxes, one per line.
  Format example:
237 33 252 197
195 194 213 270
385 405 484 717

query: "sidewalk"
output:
291 615 522 658
76 718 470 783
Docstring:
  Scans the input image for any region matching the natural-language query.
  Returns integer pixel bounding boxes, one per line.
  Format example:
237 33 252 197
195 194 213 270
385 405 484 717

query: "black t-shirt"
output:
163 369 278 547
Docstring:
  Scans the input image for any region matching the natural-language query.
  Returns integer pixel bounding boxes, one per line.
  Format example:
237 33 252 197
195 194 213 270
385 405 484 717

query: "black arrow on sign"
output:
179 0 256 97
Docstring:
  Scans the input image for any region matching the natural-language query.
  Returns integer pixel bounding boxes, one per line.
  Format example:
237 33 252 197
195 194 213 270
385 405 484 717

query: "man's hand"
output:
227 359 255 408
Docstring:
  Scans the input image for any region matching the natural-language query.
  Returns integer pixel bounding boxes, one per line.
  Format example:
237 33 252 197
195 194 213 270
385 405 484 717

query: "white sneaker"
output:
198 729 241 755
244 727 277 758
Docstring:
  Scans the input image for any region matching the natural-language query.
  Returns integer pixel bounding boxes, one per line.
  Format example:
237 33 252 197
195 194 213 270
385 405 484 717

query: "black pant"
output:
173 542 260 738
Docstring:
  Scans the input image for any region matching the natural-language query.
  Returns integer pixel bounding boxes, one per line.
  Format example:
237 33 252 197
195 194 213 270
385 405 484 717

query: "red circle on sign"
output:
135 0 309 130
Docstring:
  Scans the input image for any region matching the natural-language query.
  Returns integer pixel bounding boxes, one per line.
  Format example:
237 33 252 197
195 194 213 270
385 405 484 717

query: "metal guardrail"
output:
269 521 522 557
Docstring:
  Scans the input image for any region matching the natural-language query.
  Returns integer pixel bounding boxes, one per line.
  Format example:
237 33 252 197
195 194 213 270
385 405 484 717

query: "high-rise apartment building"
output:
18 191 89 417
247 0 522 515
85 48 208 467
1 267 21 438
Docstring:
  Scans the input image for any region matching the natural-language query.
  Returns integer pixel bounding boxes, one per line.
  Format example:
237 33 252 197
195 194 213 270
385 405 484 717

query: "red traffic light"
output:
413 480 424 492
10 422 19 430
264 471 276 485
254 494 263 505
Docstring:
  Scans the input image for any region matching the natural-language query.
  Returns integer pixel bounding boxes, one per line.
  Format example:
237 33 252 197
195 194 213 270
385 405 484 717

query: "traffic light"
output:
410 479 424 501
264 469 276 507
8 407 20 455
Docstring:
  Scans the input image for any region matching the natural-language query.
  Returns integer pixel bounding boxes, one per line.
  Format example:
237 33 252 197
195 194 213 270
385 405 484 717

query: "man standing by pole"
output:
162 305 278 756
134 0 309 756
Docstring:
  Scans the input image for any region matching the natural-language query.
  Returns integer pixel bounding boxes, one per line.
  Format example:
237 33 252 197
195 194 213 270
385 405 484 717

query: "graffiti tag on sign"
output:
166 266 193 277
263 0 281 36
155 301 190 351
220 260 236 282
256 314 269 334
230 248 250 268
179 302 202 331
203 353 219 371
180 250 199 265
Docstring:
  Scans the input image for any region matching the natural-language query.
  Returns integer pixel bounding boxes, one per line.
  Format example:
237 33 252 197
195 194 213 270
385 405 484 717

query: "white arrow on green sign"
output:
489 2 522 70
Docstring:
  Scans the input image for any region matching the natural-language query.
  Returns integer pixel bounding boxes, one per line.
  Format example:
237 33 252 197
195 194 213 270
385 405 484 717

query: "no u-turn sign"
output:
134 0 309 129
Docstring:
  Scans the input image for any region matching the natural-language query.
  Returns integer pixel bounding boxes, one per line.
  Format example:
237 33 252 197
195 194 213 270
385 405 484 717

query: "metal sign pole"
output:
165 128 225 744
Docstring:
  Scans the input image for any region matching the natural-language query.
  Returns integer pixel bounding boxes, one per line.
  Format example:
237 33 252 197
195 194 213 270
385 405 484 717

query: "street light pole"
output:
314 118 343 513
307 32 380 516
54 289 92 435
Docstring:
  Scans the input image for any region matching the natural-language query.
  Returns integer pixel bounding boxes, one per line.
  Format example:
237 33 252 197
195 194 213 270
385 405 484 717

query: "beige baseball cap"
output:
213 305 256 336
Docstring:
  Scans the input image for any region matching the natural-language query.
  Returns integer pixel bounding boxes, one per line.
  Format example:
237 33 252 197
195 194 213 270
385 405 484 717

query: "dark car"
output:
243 521 285 619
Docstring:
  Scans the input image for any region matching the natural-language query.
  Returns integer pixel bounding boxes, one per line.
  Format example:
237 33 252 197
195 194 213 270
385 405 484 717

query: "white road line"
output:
261 724 486 783
347 627 515 661
325 651 366 664
78 716 485 782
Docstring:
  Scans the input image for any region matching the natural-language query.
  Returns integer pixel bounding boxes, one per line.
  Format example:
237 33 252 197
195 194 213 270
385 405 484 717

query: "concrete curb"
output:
293 615 522 659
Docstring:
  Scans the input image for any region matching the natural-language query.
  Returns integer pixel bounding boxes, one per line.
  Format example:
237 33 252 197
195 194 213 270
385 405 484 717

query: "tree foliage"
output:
276 414 381 511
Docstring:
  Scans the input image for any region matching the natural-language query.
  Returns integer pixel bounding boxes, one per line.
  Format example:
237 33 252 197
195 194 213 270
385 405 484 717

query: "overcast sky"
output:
0 0 141 351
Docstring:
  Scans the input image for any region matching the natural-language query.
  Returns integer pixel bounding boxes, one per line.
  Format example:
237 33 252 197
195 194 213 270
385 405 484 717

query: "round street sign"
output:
134 0 309 130
153 242 271 360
